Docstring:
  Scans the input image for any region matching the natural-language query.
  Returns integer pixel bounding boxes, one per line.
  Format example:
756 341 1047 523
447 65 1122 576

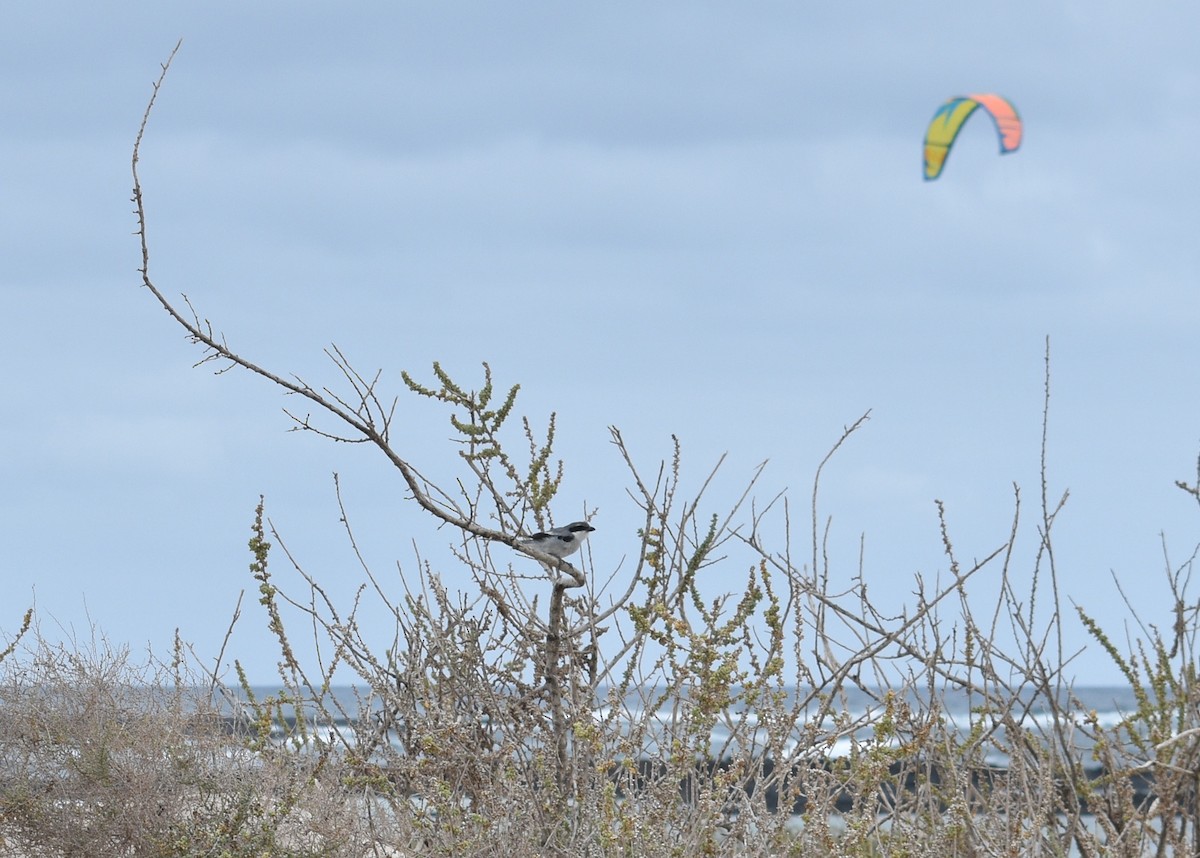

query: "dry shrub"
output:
0 629 387 858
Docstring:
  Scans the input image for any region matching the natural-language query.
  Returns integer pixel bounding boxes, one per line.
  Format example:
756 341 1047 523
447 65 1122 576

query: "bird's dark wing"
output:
527 531 574 544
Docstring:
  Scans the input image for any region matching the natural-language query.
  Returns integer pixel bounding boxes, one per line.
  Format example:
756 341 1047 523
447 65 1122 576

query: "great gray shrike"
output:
517 521 595 559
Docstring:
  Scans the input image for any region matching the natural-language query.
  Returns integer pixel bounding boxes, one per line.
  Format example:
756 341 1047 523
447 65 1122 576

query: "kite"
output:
923 94 1022 181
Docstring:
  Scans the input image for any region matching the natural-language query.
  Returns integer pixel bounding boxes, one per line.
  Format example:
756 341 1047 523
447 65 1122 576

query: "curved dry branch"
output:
130 43 595 580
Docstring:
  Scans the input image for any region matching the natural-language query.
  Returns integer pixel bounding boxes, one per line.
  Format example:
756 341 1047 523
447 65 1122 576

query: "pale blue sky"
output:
2 3 1198 684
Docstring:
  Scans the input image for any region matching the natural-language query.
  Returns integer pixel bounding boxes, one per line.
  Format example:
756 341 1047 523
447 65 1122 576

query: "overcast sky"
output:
2 3 1198 686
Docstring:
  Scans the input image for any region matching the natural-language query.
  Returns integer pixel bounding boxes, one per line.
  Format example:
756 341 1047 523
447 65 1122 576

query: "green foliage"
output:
403 361 562 519
0 608 31 665
1076 543 1200 854
247 495 296 675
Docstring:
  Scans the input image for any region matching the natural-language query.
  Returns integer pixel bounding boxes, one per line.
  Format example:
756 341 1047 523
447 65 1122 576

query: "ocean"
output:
237 682 1147 772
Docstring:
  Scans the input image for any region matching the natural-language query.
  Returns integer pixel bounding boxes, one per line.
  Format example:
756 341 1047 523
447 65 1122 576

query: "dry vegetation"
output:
3 47 1200 856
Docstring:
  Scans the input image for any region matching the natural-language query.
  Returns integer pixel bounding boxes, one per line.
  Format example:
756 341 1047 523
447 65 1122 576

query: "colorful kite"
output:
923 94 1022 181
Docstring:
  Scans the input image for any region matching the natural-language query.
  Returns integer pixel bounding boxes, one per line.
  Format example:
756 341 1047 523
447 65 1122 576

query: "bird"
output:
517 521 596 560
